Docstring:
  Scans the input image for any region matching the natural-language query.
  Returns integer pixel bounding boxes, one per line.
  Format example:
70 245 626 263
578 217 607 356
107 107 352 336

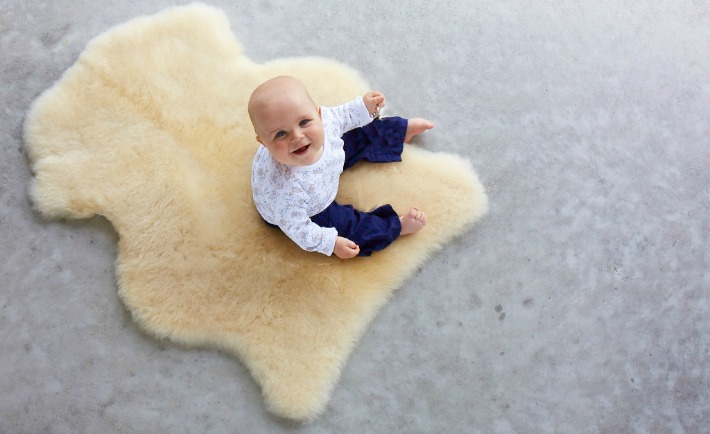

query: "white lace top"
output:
251 96 373 255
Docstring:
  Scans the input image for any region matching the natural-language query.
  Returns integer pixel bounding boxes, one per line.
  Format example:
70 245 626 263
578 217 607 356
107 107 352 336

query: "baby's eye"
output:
299 119 311 127
274 130 286 139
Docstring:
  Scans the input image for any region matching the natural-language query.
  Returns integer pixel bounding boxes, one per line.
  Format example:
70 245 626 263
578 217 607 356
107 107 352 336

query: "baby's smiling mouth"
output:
292 144 310 155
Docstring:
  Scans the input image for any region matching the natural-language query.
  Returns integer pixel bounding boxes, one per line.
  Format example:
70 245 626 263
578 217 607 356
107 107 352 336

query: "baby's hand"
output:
334 236 360 259
363 91 385 118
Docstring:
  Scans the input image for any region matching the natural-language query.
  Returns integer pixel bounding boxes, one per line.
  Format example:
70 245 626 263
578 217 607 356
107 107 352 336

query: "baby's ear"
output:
255 135 264 145
317 107 322 119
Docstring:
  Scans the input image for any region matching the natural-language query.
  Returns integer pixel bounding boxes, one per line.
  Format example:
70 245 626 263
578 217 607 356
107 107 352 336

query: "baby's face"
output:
253 91 325 167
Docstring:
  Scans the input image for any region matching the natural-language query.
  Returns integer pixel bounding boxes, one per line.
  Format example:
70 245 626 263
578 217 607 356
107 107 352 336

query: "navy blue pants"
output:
311 116 408 256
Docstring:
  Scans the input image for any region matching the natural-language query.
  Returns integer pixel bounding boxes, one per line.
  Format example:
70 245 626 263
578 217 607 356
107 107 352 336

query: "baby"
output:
249 76 433 259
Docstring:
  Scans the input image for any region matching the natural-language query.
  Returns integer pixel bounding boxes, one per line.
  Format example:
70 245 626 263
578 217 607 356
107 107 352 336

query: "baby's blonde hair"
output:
248 76 316 129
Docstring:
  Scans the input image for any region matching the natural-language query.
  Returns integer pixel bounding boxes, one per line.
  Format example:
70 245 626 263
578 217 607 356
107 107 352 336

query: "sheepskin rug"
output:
24 3 488 421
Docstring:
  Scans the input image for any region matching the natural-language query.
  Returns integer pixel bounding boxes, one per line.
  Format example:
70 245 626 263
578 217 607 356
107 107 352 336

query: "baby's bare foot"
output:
404 118 435 143
400 207 427 235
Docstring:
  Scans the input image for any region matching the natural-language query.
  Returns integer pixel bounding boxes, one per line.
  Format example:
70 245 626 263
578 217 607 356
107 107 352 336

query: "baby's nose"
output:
292 128 305 141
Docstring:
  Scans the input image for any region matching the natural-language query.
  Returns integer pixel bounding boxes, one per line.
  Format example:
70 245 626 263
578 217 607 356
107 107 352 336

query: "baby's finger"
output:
368 91 384 101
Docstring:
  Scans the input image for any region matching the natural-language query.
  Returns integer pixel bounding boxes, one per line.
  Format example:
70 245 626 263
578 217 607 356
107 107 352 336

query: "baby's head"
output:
248 76 325 166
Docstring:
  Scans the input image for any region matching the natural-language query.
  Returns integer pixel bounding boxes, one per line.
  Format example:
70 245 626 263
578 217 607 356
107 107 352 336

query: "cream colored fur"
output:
24 3 488 421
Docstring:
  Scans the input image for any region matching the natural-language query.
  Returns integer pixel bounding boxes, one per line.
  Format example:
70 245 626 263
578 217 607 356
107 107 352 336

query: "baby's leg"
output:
341 117 407 170
399 207 427 235
311 202 401 256
404 118 435 143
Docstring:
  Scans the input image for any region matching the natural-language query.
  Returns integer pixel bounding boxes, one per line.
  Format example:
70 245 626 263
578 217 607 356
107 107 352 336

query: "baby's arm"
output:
281 210 360 258
326 96 377 135
258 187 338 256
334 236 360 259
278 213 338 256
282 218 359 259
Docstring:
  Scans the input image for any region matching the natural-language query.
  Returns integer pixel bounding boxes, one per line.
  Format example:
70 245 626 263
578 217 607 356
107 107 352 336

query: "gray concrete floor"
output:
2 1 709 432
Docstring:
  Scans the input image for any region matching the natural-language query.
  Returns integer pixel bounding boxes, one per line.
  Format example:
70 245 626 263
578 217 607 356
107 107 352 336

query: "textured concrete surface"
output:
2 1 708 432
